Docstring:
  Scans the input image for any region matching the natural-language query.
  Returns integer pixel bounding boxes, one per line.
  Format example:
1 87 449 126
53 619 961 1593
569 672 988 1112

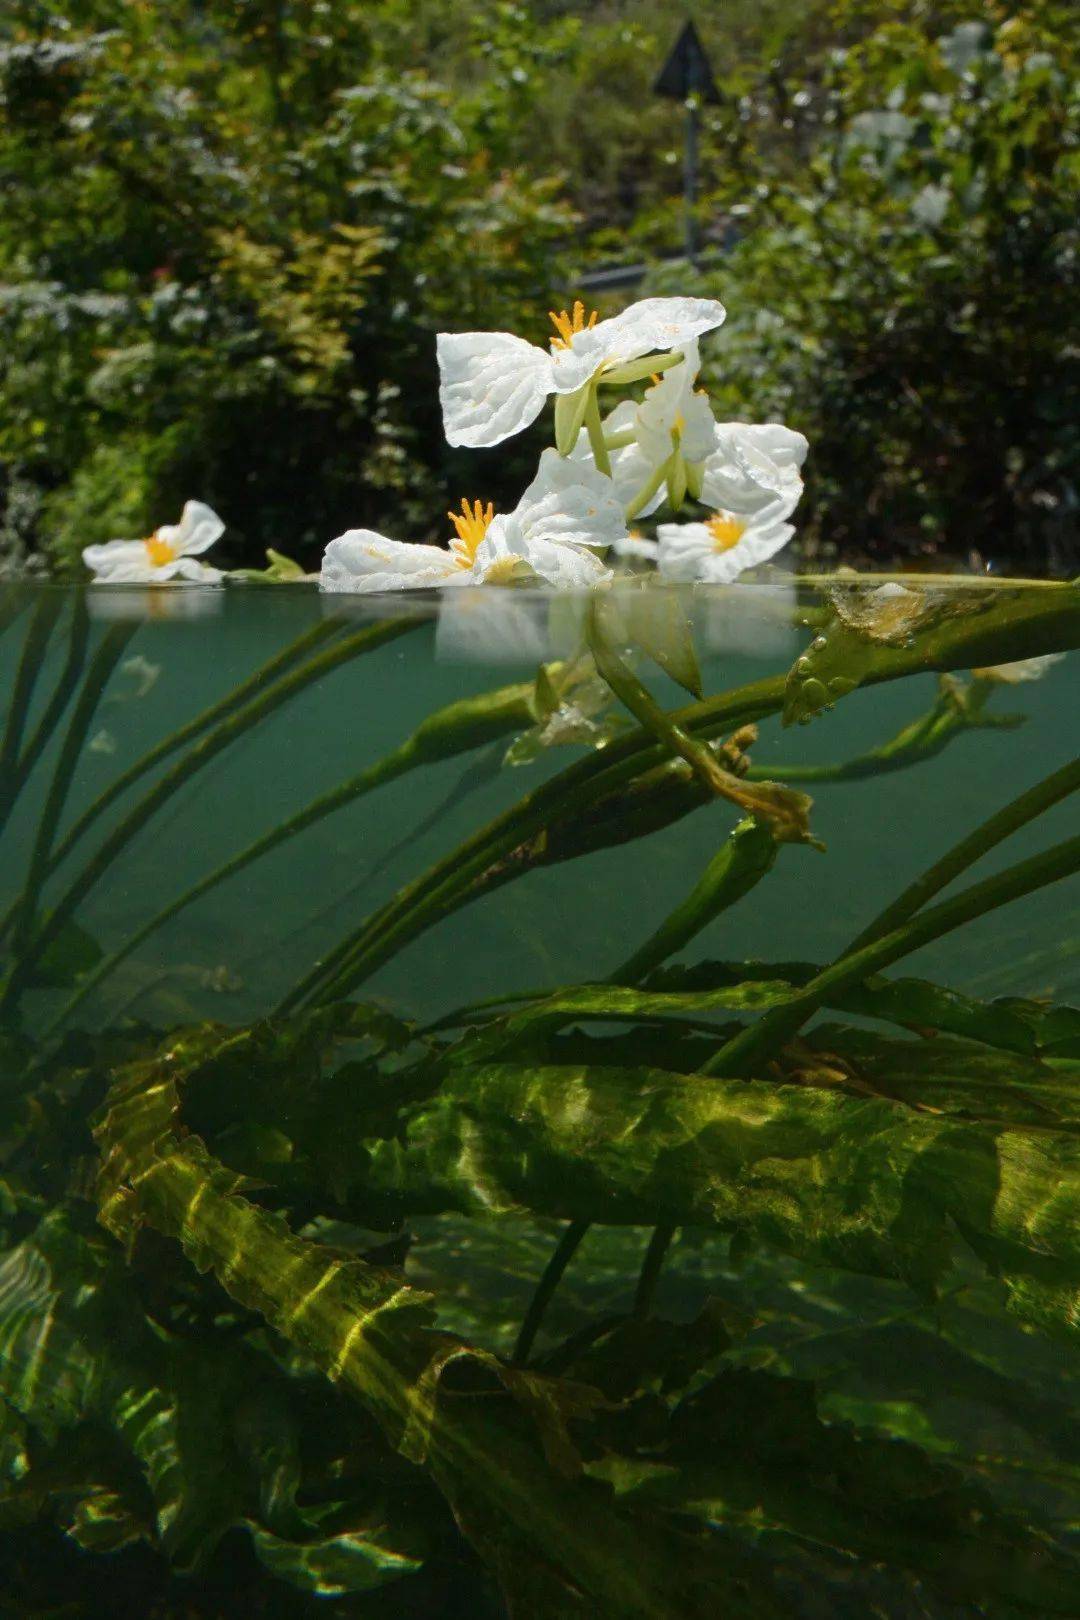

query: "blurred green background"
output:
0 1 1075 577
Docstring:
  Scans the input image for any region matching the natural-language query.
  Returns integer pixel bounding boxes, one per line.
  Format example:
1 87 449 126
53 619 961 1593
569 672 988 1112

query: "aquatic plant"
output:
0 560 1078 1614
0 287 1077 1613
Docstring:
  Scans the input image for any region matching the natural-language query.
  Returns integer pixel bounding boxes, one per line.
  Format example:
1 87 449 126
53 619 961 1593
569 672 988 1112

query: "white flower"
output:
656 505 795 584
437 296 725 449
320 449 623 594
83 501 225 585
700 422 809 519
573 340 718 516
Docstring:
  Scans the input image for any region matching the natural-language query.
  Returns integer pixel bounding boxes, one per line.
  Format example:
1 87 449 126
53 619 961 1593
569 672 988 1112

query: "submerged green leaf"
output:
352 1058 1080 1341
612 587 703 699
0 1204 429 1592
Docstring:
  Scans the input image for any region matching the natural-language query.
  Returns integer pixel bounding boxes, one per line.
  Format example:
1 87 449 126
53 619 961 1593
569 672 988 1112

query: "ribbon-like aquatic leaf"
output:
348 1059 1080 1340
90 1023 793 1618
0 1203 429 1589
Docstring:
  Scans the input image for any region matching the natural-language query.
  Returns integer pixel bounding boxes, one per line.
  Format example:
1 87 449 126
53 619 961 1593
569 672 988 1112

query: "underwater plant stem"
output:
634 1224 676 1318
279 680 783 1012
48 681 534 1031
588 594 816 846
588 596 732 799
0 593 62 825
0 594 90 837
2 618 418 1015
512 1219 591 1367
583 385 612 476
47 616 343 874
611 819 777 984
285 582 1078 1011
744 686 1021 785
9 624 136 958
704 830 1080 1078
845 755 1080 954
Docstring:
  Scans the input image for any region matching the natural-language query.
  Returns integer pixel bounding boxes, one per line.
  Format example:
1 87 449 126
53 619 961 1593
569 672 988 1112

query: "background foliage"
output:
0 0 1076 574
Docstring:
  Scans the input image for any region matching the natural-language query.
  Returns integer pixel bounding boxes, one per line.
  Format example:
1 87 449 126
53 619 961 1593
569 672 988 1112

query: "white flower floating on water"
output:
437 296 725 450
320 449 623 594
655 503 797 584
83 501 224 585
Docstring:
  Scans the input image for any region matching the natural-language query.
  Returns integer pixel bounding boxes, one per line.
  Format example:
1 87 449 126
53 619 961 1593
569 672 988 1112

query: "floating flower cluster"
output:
83 295 808 593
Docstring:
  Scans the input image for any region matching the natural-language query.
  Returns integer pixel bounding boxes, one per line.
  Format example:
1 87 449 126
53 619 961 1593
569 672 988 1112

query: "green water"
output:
1 579 1078 1617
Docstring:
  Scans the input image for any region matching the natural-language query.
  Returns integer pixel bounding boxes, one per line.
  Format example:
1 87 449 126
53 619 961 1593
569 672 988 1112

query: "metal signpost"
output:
653 20 721 266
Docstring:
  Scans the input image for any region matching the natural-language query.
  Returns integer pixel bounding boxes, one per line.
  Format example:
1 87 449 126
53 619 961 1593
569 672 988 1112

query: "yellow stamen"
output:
144 531 177 568
707 515 747 553
447 498 495 567
548 299 599 350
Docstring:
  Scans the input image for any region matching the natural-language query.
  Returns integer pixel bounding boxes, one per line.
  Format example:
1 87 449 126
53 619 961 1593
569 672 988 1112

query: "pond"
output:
1 576 1078 1618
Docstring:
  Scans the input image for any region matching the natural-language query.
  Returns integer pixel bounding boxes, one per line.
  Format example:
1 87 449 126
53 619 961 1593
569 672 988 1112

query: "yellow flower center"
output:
549 299 599 350
144 531 177 567
447 498 495 567
707 515 747 553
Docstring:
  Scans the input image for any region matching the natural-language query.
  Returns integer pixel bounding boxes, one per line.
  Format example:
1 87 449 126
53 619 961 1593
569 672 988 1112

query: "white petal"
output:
437 331 554 448
174 500 225 556
702 421 807 516
680 390 719 466
657 512 795 584
701 456 800 517
595 296 725 367
171 556 224 583
511 447 627 551
319 530 462 593
548 298 724 393
633 339 704 466
732 422 809 472
655 522 716 583
701 522 794 584
549 330 612 394
514 538 612 590
83 539 146 577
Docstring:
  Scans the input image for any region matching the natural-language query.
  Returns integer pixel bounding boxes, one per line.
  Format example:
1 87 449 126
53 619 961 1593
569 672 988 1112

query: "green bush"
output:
684 4 1080 570
0 2 1076 573
0 3 576 573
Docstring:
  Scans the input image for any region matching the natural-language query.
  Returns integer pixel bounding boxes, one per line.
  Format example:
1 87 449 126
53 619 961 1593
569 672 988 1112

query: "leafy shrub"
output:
685 5 1080 570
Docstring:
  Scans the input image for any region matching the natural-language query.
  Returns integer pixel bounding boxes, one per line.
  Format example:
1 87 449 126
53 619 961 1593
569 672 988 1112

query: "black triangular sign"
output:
653 21 721 104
